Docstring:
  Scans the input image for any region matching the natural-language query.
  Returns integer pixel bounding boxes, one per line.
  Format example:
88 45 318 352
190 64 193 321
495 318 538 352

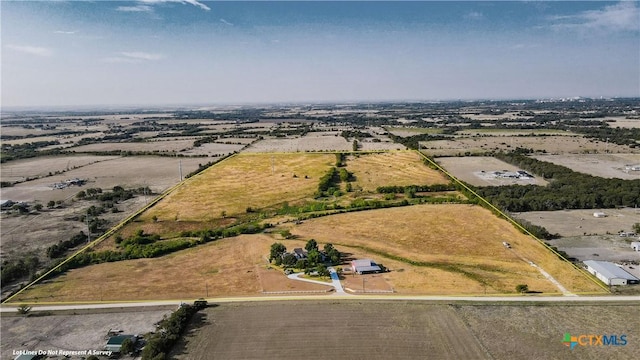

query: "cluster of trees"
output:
478 153 640 212
316 166 354 197
77 185 151 203
141 301 206 360
340 130 372 139
47 231 88 258
269 239 341 276
0 255 40 284
574 127 640 148
0 140 61 162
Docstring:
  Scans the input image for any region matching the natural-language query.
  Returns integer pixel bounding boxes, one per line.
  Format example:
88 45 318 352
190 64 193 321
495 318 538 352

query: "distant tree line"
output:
476 153 640 212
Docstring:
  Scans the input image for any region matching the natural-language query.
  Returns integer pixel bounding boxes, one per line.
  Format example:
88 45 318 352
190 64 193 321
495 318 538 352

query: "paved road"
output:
2 295 639 313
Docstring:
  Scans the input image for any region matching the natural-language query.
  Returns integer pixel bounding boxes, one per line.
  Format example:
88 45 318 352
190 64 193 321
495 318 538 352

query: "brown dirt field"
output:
291 204 604 294
1 308 172 360
143 153 335 222
0 156 204 202
532 153 640 180
180 142 244 156
421 135 639 156
69 139 195 153
342 273 394 293
0 155 118 183
454 304 640 360
347 151 449 191
173 301 490 360
513 208 640 237
435 156 549 187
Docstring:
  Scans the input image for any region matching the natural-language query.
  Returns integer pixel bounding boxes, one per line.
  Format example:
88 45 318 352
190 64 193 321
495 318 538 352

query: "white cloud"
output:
103 51 165 63
220 18 233 26
549 1 640 32
138 0 210 11
54 30 77 35
7 44 52 57
116 5 153 12
121 52 164 61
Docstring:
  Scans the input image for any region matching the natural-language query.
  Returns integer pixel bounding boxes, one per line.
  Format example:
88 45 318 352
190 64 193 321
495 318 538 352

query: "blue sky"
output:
1 1 639 108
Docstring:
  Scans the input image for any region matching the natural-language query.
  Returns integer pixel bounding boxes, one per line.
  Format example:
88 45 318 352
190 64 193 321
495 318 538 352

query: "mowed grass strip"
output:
144 153 335 222
292 204 605 294
347 151 450 192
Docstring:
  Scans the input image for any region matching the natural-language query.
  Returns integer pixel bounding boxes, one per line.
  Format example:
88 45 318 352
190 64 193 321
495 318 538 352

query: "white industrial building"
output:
632 242 640 252
584 260 640 286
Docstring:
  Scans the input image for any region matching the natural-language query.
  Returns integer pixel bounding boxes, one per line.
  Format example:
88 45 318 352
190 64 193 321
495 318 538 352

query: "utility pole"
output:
179 159 183 181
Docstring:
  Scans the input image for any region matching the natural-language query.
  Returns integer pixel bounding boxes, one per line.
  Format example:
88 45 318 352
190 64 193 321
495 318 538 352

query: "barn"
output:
583 260 640 286
351 259 382 274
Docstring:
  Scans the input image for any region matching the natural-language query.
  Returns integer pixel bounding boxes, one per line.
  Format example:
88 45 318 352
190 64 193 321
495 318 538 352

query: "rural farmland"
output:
173 301 640 360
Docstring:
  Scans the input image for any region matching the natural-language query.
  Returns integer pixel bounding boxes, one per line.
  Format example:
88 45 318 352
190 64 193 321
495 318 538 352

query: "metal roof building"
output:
351 259 382 274
584 260 640 286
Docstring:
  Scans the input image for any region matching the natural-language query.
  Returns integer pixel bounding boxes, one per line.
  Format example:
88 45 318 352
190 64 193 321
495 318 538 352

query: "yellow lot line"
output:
417 151 609 293
3 150 607 304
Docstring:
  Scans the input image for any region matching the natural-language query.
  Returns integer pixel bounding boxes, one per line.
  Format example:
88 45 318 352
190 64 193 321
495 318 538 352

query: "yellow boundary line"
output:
415 150 610 293
2 154 239 304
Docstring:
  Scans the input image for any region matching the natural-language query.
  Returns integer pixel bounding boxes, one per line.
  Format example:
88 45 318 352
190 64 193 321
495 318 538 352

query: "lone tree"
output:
516 284 529 294
305 239 318 252
269 242 287 263
120 337 135 354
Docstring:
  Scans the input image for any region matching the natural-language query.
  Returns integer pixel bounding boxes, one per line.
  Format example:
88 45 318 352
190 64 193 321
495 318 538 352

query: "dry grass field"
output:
347 151 450 191
11 235 272 302
435 156 549 187
173 301 639 360
421 135 638 156
143 153 335 222
532 154 640 180
244 132 352 152
292 204 604 294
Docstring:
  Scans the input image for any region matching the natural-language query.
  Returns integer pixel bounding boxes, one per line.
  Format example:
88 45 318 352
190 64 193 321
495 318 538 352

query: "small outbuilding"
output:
351 259 382 274
105 334 137 353
593 212 607 218
584 260 640 286
631 242 640 252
